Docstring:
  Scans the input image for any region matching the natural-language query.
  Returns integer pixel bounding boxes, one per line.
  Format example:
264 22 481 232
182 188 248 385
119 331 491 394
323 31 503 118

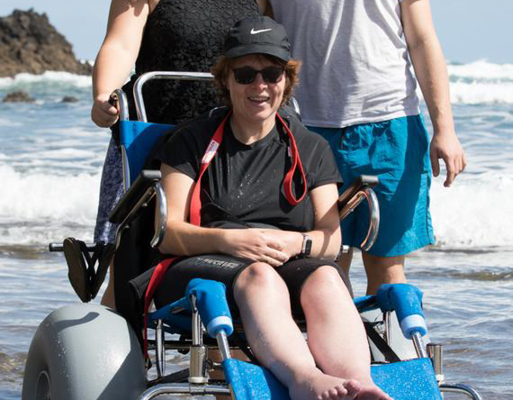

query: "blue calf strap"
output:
377 283 428 338
185 278 234 337
148 278 233 337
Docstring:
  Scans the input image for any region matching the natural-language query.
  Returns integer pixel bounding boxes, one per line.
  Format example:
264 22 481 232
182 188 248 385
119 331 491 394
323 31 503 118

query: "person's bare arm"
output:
402 0 466 187
91 0 150 127
308 183 342 259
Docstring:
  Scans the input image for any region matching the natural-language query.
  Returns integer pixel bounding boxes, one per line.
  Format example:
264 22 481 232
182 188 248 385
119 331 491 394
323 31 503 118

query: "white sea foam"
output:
0 165 100 245
0 165 99 220
447 60 513 105
449 81 513 105
430 173 513 249
448 60 513 81
0 71 91 89
415 60 513 105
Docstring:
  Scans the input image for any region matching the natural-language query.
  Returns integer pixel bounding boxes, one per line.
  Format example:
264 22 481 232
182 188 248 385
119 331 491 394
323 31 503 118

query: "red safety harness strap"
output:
142 257 175 357
189 113 230 226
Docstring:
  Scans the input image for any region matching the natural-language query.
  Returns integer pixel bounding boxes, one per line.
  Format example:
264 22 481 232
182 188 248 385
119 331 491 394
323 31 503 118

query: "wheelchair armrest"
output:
110 169 161 223
338 175 378 212
50 171 163 252
338 175 380 252
109 169 167 248
49 242 96 252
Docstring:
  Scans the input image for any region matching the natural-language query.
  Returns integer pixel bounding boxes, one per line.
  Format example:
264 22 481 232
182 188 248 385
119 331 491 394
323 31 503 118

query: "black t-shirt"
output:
156 109 342 232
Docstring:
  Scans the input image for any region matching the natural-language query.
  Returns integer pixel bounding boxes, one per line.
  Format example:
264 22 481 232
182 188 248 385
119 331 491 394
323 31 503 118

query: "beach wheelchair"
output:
22 72 482 400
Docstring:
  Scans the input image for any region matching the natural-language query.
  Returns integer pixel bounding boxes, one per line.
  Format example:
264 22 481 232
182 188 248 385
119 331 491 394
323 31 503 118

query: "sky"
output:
0 0 512 64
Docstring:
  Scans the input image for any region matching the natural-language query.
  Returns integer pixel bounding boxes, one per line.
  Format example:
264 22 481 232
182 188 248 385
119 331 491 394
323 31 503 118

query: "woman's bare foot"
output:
289 369 393 400
289 369 361 400
356 382 393 400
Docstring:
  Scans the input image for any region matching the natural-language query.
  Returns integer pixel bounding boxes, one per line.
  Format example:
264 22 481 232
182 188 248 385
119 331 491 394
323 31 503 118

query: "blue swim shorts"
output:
309 115 435 257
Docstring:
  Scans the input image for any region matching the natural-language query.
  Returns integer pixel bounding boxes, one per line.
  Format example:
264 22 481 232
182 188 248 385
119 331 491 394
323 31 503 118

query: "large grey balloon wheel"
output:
22 303 146 400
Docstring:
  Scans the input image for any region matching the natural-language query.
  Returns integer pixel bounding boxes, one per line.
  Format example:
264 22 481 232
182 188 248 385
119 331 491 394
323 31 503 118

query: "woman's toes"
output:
344 379 361 397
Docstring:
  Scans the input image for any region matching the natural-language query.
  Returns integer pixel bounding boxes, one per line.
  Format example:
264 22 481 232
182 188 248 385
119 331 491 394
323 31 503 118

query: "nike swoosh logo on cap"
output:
250 28 272 34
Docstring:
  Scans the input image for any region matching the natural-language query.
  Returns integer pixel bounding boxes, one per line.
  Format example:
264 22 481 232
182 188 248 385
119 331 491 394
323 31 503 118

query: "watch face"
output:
304 237 312 256
302 234 312 256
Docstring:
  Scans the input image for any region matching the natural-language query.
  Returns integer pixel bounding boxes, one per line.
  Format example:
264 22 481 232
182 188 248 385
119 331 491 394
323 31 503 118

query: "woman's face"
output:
226 54 286 129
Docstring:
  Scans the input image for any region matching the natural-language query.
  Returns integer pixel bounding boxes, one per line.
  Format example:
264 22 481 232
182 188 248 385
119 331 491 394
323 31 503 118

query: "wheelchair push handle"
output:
377 283 428 339
133 71 214 122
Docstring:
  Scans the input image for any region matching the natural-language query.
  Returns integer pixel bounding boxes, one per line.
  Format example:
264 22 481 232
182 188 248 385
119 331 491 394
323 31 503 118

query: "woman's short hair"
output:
211 55 302 108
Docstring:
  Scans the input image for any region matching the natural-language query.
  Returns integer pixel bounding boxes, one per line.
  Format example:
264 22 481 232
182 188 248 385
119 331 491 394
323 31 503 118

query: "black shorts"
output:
132 254 348 317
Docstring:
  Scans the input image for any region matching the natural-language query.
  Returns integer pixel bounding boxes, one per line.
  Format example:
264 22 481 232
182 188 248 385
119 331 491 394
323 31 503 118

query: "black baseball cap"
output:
224 16 291 62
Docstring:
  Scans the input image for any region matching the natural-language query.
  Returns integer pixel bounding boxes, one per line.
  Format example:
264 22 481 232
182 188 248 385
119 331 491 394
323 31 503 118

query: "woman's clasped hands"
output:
219 228 303 267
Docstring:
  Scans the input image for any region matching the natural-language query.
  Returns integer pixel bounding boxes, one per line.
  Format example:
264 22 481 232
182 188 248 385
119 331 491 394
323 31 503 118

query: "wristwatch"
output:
300 234 312 257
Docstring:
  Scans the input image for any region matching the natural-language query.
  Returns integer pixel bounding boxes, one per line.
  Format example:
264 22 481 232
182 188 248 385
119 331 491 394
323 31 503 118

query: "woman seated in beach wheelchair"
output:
22 16 482 400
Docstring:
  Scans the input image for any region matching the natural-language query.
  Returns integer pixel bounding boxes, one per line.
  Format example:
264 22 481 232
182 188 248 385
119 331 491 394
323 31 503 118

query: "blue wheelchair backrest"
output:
114 71 215 191
119 119 172 189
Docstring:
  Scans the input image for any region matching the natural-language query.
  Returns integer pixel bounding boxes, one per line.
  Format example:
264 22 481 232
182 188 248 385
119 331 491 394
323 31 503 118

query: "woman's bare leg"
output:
300 266 391 399
234 262 370 400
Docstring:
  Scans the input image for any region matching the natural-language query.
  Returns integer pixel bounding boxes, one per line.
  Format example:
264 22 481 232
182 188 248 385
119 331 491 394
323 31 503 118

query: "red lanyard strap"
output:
277 113 307 205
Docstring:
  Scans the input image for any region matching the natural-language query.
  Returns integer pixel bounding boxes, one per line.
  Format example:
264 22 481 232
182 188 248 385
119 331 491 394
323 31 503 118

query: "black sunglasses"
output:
232 66 285 84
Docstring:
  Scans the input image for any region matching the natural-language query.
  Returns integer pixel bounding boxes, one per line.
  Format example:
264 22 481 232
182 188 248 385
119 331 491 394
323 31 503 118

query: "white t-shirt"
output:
270 0 420 128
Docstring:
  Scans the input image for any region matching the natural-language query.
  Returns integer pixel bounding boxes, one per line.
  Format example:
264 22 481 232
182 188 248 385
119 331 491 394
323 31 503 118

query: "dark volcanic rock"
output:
61 96 79 103
0 9 92 78
3 91 35 103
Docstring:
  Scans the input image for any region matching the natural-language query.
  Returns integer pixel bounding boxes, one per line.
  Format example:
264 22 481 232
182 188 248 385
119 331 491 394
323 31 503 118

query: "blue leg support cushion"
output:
222 359 289 400
223 358 442 400
371 358 442 400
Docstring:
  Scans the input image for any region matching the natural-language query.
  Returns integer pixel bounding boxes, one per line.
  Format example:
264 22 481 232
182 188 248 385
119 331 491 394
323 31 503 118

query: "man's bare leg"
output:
362 253 406 295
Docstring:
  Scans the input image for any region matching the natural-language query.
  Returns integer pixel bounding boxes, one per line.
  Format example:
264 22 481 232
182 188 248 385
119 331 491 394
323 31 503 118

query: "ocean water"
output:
1 60 512 399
